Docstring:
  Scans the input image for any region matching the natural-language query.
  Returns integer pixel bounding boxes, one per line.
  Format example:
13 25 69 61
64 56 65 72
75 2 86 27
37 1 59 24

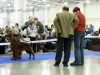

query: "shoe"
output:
70 63 83 66
62 62 68 67
63 64 68 67
54 64 59 66
80 64 84 66
19 57 21 59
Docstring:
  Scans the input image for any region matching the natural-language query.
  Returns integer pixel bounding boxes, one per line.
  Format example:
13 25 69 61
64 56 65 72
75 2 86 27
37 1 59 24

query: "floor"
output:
0 56 100 75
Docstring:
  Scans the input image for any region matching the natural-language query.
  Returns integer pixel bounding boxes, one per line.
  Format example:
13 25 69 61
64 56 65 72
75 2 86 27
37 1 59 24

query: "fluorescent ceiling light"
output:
34 0 37 1
2 0 6 2
64 2 68 5
8 3 11 6
86 0 90 3
46 4 50 7
43 0 46 2
30 6 33 8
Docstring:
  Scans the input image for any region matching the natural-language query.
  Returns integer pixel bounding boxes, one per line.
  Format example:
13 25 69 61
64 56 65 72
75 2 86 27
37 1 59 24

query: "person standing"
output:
22 16 33 30
27 21 38 53
33 18 44 51
70 7 86 66
54 6 79 67
33 18 44 35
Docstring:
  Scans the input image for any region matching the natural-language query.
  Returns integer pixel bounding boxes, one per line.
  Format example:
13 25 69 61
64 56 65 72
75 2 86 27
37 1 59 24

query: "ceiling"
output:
0 0 99 12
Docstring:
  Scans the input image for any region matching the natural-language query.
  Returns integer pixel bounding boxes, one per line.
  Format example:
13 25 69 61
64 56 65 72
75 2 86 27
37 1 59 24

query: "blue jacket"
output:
46 36 56 44
89 27 94 34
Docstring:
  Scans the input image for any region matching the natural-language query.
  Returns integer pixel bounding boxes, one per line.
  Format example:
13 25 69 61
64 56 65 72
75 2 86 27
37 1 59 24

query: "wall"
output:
8 12 14 27
5 4 80 27
8 11 34 27
3 2 100 31
33 7 45 25
0 13 7 28
47 3 100 30
47 4 79 26
47 6 61 26
85 3 100 30
8 7 45 27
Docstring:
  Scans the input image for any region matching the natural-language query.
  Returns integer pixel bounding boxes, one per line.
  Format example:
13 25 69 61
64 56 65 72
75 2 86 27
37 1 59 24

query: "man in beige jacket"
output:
54 6 79 67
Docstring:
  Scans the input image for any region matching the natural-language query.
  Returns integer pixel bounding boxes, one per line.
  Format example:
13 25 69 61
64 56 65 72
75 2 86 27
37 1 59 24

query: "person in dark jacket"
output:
33 18 44 51
33 18 44 34
22 16 33 30
43 31 56 52
27 21 38 53
98 27 100 34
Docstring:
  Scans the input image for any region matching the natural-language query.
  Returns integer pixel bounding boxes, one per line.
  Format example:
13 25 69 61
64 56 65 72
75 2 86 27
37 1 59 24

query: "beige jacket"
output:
54 11 79 38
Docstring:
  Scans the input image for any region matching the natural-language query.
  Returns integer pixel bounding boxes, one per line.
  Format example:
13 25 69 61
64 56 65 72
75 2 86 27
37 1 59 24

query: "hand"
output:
59 30 61 33
52 42 56 44
38 26 39 29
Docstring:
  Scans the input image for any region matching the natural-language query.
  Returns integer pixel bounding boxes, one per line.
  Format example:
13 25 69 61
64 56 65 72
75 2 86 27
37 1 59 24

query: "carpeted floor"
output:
0 52 100 64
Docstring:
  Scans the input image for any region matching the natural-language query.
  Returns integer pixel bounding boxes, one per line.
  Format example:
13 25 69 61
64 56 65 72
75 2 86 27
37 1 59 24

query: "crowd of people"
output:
86 24 100 36
1 6 100 67
53 6 85 67
0 16 57 54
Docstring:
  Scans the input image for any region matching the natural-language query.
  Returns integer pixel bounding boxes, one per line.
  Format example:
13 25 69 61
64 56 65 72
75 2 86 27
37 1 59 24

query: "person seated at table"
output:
94 31 99 36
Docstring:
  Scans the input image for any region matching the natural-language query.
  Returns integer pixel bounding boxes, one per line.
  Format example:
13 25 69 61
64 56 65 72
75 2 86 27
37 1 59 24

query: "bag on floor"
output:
87 40 92 50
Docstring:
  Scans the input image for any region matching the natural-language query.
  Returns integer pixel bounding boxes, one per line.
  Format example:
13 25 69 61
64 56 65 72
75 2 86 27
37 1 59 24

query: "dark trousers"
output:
22 35 26 38
19 52 22 57
55 33 72 64
19 35 26 57
49 44 56 50
29 36 37 53
45 43 56 50
37 43 41 52
74 32 85 64
0 45 5 54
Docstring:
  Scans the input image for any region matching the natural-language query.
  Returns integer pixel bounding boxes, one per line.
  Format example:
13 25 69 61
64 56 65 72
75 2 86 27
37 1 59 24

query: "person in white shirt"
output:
27 21 38 53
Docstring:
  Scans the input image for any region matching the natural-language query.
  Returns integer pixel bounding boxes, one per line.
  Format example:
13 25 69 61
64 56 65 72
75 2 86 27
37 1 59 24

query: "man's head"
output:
15 23 19 27
33 17 38 24
49 31 54 37
6 26 8 29
73 7 80 13
51 24 55 28
13 27 19 34
29 16 33 21
29 20 35 26
62 6 69 11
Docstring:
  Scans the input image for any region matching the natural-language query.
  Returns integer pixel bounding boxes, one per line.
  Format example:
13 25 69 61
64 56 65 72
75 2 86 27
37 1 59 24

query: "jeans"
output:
74 32 85 64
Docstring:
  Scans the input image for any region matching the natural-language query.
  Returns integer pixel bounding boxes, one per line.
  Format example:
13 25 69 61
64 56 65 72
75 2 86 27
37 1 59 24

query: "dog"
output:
5 33 35 60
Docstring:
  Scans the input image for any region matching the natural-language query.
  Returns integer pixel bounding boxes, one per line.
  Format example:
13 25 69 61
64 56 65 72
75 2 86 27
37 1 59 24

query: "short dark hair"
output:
62 6 69 11
73 7 80 12
33 17 38 21
29 21 35 25
15 23 19 27
29 16 31 18
49 31 53 35
51 24 54 28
